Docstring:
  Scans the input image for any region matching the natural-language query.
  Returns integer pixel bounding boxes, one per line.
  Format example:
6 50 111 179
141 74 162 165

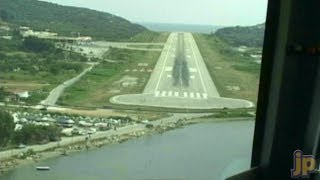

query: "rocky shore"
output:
0 116 253 174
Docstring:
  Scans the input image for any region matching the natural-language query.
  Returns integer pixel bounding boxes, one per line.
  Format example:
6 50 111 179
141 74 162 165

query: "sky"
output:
42 0 268 26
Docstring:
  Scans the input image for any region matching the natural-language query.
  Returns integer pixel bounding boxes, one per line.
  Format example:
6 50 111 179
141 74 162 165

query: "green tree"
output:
23 37 55 53
12 124 61 145
0 109 15 147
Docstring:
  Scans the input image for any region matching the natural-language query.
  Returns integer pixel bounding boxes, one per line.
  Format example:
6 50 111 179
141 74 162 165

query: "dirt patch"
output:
138 63 149 67
113 76 138 87
226 86 241 91
109 89 121 93
0 82 50 92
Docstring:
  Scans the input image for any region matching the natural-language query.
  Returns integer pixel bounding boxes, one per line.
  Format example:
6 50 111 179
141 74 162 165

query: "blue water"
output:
1 120 254 180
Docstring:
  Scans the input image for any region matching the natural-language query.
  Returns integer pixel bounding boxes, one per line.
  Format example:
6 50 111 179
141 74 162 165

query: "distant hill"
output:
0 0 147 40
138 22 222 34
214 23 265 47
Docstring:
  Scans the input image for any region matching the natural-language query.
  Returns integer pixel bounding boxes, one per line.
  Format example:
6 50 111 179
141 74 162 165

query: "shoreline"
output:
0 116 254 174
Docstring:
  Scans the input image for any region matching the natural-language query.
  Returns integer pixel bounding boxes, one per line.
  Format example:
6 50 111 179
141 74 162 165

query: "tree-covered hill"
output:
0 0 147 40
214 23 265 47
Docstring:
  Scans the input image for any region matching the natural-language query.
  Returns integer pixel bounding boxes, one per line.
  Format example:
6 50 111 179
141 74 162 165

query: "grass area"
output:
193 34 261 103
59 48 161 107
244 47 262 54
0 70 83 85
0 70 79 105
128 31 169 43
0 43 89 105
126 44 164 49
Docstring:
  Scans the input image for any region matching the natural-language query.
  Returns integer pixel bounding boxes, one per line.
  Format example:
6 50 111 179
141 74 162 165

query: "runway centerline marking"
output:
154 35 175 93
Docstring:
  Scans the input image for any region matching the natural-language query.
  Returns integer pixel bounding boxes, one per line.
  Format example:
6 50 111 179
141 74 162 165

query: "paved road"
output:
78 41 164 52
111 32 254 109
40 65 94 106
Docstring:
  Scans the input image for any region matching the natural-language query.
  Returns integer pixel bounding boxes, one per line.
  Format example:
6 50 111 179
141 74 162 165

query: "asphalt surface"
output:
84 41 164 52
111 32 254 109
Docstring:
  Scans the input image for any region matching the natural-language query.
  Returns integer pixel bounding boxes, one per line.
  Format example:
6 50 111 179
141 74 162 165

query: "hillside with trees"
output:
0 0 147 40
214 23 265 47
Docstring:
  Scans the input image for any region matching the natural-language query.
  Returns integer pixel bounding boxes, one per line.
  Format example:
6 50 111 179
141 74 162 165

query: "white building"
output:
15 91 30 98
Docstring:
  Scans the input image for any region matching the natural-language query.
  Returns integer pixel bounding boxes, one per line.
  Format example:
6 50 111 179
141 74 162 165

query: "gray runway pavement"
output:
111 32 253 109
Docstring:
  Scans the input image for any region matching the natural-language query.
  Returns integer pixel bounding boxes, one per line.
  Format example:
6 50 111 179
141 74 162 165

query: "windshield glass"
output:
0 0 267 179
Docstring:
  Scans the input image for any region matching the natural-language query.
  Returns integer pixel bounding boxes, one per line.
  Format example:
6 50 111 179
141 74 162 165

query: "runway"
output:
111 32 253 109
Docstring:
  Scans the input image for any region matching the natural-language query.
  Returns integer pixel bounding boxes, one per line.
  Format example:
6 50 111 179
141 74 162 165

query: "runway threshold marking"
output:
196 93 201 99
203 93 208 99
155 91 160 97
168 91 173 96
184 92 188 98
188 34 208 94
161 91 167 96
190 92 195 98
174 92 179 97
154 34 175 93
